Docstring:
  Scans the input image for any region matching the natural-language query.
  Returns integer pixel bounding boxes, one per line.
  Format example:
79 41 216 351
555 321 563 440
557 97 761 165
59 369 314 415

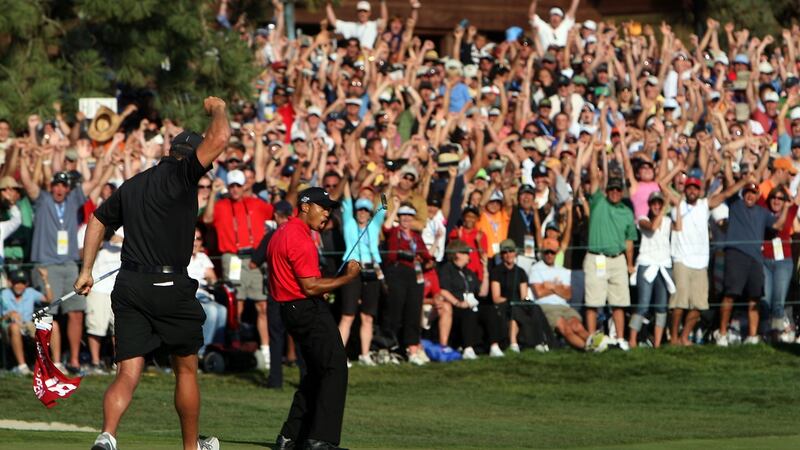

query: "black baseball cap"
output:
791 136 800 149
607 178 625 191
171 131 204 158
9 269 28 284
273 200 294 216
299 186 338 209
51 171 71 186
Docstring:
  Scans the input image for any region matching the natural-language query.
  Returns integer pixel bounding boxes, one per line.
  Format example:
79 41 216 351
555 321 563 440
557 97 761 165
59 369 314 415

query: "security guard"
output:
268 186 360 450
75 97 230 450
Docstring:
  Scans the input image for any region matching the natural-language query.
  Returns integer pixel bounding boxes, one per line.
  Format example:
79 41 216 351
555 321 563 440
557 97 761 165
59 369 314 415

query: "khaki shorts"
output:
583 253 631 308
222 253 267 301
86 290 114 336
669 262 709 311
1 321 35 337
539 304 582 330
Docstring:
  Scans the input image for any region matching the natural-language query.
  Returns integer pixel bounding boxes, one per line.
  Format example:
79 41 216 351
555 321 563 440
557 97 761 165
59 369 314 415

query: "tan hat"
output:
88 106 124 142
0 176 21 189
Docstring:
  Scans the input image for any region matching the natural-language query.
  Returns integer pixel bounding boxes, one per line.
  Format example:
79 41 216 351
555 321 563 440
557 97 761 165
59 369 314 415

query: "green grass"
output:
2 345 800 449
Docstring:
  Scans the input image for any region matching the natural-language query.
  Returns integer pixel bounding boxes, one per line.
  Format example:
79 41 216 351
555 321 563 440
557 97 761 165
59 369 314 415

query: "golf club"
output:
33 268 121 320
336 194 388 275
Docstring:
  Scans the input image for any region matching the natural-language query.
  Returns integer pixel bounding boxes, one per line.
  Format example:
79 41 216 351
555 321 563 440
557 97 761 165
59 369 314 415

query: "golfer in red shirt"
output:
268 186 360 450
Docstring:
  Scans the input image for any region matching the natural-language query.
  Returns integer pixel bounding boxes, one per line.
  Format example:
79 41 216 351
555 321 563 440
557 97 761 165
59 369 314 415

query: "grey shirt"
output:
31 188 86 264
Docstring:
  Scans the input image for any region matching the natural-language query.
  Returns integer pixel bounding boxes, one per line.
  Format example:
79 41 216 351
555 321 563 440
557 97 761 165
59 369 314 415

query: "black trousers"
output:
267 297 286 388
383 264 424 348
453 306 481 348
279 298 348 445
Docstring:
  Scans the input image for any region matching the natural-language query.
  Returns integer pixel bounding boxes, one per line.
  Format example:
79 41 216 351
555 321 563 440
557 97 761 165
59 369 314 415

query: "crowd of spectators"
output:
4 0 800 376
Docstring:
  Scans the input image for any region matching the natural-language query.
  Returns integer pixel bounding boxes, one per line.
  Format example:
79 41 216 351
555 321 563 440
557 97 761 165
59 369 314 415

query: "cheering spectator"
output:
528 0 581 50
326 0 389 49
1 269 52 375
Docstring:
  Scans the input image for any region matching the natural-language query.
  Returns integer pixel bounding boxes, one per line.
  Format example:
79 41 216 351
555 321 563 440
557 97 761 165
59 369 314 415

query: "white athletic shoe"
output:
91 432 117 450
489 344 505 358
408 352 427 366
508 343 521 353
534 344 549 353
713 330 729 347
358 354 377 367
617 339 630 352
462 346 478 360
197 436 220 450
11 364 31 376
585 331 609 353
744 336 761 345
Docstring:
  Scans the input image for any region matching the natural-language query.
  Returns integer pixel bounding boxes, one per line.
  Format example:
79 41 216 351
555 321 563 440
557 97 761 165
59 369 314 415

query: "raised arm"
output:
196 97 232 168
566 0 580 19
326 1 338 25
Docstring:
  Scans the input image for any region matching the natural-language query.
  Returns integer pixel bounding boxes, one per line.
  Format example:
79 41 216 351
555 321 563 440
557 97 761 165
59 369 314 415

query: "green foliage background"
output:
0 0 259 131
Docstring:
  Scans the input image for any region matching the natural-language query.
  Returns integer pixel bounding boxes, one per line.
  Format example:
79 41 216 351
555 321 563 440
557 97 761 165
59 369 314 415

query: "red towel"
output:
32 317 82 408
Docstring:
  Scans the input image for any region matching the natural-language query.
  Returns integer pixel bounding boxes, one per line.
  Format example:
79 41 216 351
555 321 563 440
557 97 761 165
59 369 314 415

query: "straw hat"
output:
88 106 124 142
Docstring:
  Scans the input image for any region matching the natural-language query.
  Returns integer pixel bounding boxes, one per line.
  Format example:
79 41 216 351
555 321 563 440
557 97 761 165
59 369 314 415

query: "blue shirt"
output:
342 197 386 264
724 196 775 262
1 287 44 323
31 188 87 264
446 83 472 113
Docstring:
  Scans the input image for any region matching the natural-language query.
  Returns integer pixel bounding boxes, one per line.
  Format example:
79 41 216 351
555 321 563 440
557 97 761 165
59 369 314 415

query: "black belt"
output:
236 248 254 257
588 251 625 258
121 261 187 275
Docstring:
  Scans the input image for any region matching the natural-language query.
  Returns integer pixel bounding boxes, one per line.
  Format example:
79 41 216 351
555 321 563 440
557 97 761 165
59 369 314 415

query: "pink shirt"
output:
631 181 661 221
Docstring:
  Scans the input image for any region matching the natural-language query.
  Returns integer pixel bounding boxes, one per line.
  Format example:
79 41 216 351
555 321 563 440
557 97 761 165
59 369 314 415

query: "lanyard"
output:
357 225 374 264
457 267 471 294
400 229 417 254
230 200 254 250
520 209 534 230
55 202 66 229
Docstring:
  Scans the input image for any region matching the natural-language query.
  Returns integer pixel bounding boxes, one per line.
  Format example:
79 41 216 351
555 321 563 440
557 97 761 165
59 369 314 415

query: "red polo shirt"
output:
267 216 321 301
213 197 274 254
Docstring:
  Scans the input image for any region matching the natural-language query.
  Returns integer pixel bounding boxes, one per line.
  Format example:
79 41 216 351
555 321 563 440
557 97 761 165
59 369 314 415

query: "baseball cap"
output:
171 131 204 156
792 136 800 149
583 20 597 31
356 1 371 11
733 54 750 65
299 186 338 209
606 178 625 190
488 189 504 203
307 106 322 117
462 205 480 217
473 168 489 181
648 191 665 204
519 184 536 195
499 239 517 252
774 157 799 175
685 177 702 189
0 176 21 190
345 97 362 106
9 269 28 284
763 91 780 103
400 164 419 180
487 159 505 173
51 171 71 186
714 53 729 65
549 7 564 17
663 97 679 109
397 204 417 216
291 131 307 142
759 61 774 74
532 164 549 178
273 200 294 216
354 198 374 212
226 169 246 186
742 182 759 193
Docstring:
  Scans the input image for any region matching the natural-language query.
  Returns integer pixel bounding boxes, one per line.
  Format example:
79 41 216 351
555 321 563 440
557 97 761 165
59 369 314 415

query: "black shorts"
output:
723 248 764 300
111 270 205 362
340 277 381 317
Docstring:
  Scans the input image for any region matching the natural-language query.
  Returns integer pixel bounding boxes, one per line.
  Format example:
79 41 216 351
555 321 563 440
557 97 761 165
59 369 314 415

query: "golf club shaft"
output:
337 195 387 275
34 268 121 320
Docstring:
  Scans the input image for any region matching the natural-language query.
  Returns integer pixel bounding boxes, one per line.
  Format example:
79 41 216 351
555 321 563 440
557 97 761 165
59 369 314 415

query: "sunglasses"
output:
542 249 557 255
194 236 202 241
773 196 788 201
226 158 242 164
198 184 212 190
324 183 338 189
402 175 416 182
326 160 339 165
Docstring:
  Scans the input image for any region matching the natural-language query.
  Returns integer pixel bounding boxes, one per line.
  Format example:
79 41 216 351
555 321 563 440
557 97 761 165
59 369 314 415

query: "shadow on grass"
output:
771 342 800 358
228 370 301 390
220 438 275 448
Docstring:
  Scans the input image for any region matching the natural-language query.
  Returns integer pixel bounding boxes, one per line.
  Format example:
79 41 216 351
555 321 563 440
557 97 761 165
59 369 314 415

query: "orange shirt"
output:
477 209 510 257
758 179 775 201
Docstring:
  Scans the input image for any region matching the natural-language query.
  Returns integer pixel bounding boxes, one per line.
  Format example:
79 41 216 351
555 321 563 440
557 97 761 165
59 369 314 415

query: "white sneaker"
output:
408 352 427 366
91 432 117 450
585 331 609 353
260 346 271 370
358 354 377 367
534 344 549 353
416 347 430 363
744 336 761 345
462 347 478 360
11 364 31 376
489 344 505 358
197 436 220 450
54 362 66 372
713 330 729 347
617 339 630 352
346 359 352 369
508 343 520 353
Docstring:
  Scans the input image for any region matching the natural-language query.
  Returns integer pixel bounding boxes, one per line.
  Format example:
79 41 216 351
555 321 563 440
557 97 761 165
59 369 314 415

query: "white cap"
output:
378 90 392 102
356 1 371 12
345 97 362 106
750 119 766 135
663 97 679 109
585 35 598 44
790 107 800 121
711 203 729 222
397 205 417 216
480 85 500 95
488 107 501 116
307 106 322 117
714 53 729 65
549 7 564 17
488 189 504 202
708 91 721 101
463 64 479 79
445 59 463 72
763 91 780 103
292 131 308 142
759 61 774 74
583 20 597 31
226 169 246 186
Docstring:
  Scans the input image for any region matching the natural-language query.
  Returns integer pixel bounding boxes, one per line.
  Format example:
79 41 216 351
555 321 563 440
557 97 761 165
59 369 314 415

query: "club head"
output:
380 193 388 210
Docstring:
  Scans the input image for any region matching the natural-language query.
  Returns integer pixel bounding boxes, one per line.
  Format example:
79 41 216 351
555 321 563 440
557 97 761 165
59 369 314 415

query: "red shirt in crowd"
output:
267 217 321 302
448 226 488 280
213 197 274 254
383 226 432 268
761 202 798 260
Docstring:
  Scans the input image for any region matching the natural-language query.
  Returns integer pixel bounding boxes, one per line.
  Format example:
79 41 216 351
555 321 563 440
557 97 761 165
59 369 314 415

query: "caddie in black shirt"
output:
74 97 231 450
